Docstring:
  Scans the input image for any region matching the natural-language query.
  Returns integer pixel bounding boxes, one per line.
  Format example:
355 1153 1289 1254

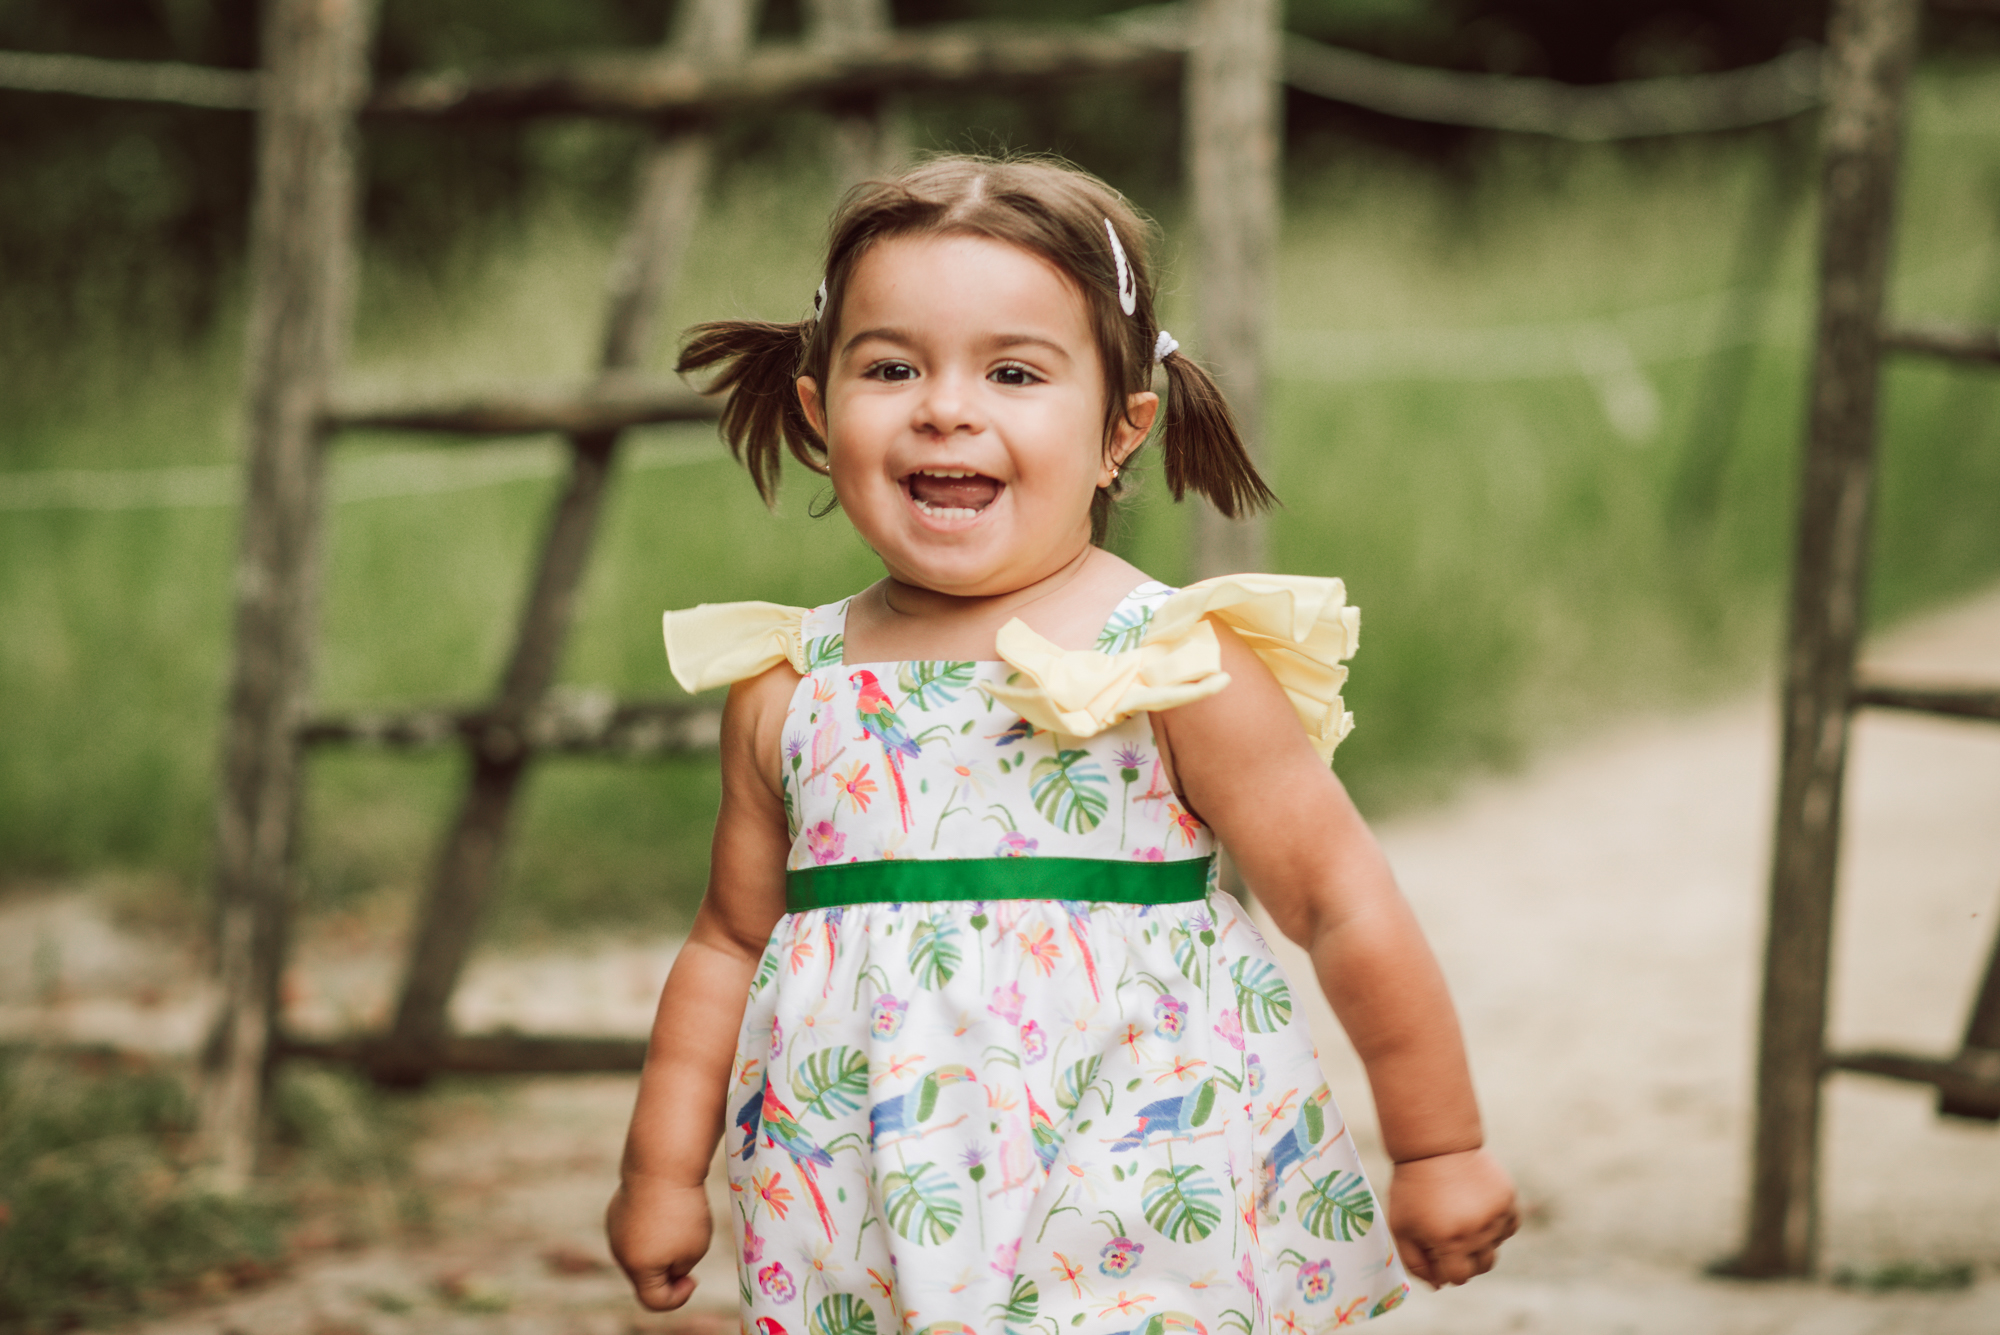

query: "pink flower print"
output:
871 994 908 1039
1153 994 1188 1041
769 1018 784 1059
757 1261 796 1302
1098 1236 1145 1277
1298 1259 1335 1303
1214 1008 1245 1051
988 983 1025 1026
805 820 846 865
1238 1253 1265 1324
1131 846 1165 862
1019 1019 1048 1063
1167 800 1203 848
1246 1052 1266 1094
743 1219 764 1264
996 830 1039 857
992 1239 1021 1279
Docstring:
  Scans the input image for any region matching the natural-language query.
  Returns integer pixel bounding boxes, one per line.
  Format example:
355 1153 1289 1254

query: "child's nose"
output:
912 371 986 437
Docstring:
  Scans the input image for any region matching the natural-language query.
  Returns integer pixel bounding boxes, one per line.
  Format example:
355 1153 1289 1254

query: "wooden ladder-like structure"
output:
1727 0 2000 1280
195 0 1284 1182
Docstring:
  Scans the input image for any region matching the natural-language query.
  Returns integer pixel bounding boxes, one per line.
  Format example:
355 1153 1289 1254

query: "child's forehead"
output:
839 233 1096 336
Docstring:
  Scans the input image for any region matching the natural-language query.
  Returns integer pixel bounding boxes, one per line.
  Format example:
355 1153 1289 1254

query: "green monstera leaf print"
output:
810 1295 881 1335
802 634 845 670
1299 1168 1377 1242
1029 749 1109 834
897 660 976 710
1141 1164 1223 1243
749 946 782 1001
1096 604 1154 653
1169 926 1206 988
793 1045 870 1119
882 1161 962 1244
989 1275 1038 1334
1228 956 1294 1033
908 914 962 990
1055 1055 1104 1115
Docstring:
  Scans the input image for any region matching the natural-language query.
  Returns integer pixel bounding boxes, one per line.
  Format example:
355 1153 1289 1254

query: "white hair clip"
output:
813 279 827 319
1105 218 1136 316
1154 329 1179 363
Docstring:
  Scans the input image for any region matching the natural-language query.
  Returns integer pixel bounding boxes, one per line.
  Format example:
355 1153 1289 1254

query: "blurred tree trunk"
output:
808 0 905 184
196 0 376 1191
1188 0 1278 577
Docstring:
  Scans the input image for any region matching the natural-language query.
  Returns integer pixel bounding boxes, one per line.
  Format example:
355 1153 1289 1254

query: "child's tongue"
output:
908 472 1000 511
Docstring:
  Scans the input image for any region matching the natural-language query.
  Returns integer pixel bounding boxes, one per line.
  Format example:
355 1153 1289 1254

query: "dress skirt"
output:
725 889 1411 1335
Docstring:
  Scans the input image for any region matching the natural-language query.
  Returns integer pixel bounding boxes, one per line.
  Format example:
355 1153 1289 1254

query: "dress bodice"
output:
778 582 1212 872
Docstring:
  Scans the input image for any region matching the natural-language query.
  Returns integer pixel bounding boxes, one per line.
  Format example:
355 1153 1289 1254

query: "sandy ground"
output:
5 586 1999 1334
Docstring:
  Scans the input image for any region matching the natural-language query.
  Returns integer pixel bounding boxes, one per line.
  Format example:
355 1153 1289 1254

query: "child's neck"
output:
843 546 1146 663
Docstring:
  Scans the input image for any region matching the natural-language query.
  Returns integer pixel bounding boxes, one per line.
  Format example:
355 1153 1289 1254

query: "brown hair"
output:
677 154 1275 535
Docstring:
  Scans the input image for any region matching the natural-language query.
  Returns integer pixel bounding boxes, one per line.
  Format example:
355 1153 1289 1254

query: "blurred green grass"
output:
3 76 1999 941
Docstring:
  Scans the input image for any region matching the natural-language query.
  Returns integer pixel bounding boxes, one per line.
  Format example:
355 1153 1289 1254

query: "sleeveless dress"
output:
663 575 1411 1335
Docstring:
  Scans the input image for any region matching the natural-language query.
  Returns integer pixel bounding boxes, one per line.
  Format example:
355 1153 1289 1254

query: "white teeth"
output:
915 469 977 478
913 498 981 520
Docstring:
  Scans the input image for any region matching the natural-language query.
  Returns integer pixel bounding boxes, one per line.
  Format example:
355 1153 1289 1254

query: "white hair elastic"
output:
1154 330 1178 363
813 279 827 319
1105 218 1136 316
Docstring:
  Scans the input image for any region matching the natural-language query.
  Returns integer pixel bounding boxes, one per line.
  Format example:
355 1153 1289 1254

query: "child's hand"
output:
1387 1148 1519 1288
606 1174 713 1311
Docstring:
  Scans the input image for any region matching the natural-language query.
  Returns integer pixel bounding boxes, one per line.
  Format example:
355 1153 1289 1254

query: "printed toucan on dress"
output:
663 576 1411 1335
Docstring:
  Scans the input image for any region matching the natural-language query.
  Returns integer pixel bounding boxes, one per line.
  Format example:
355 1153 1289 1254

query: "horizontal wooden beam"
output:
1881 320 2000 367
299 696 722 758
0 47 259 108
1283 37 1824 140
3 21 1832 143
363 21 1183 122
1828 1048 2000 1120
325 375 721 436
1850 682 2000 722
280 1031 649 1075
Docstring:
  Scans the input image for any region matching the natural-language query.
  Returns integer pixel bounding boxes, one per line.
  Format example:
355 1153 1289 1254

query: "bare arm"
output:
607 663 794 1310
1156 623 1518 1286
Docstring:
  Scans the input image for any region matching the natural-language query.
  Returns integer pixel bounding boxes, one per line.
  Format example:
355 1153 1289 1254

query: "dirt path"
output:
7 587 1999 1335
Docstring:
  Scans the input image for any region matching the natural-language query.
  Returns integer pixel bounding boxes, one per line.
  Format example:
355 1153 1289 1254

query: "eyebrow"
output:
839 327 1073 364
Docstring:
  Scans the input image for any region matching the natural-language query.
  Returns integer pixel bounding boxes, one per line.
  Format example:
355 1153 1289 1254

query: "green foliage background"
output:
2 4 1999 946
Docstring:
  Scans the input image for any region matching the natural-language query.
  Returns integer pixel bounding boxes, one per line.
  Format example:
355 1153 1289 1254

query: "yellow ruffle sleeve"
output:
661 601 809 695
990 573 1359 762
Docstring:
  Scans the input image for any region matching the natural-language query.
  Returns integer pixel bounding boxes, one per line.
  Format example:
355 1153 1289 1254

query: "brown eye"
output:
990 364 1041 387
867 360 917 382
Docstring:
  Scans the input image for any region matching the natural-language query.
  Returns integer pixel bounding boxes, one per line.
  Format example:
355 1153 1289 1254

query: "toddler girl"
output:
607 155 1516 1332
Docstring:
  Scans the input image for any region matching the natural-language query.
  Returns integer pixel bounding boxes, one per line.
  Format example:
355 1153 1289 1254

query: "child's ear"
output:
1104 390 1160 483
797 376 828 439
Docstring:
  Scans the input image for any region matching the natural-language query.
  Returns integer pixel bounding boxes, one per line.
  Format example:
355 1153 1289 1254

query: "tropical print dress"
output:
666 576 1409 1335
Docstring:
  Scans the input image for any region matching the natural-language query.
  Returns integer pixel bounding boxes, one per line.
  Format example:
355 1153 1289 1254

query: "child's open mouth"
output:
905 468 1001 520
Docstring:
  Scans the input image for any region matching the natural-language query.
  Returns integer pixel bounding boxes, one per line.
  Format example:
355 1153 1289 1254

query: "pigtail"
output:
1157 349 1278 518
676 320 827 505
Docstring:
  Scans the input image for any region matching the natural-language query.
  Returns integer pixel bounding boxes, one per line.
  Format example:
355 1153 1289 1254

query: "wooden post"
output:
195 0 376 1188
1726 0 1922 1278
376 0 757 1084
806 0 901 184
1941 913 2000 1119
1186 0 1279 577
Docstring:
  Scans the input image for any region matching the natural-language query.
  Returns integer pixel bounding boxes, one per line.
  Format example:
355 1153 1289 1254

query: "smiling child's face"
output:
797 233 1154 600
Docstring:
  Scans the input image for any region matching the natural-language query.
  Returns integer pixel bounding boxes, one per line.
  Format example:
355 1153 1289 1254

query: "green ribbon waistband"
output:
786 855 1213 912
